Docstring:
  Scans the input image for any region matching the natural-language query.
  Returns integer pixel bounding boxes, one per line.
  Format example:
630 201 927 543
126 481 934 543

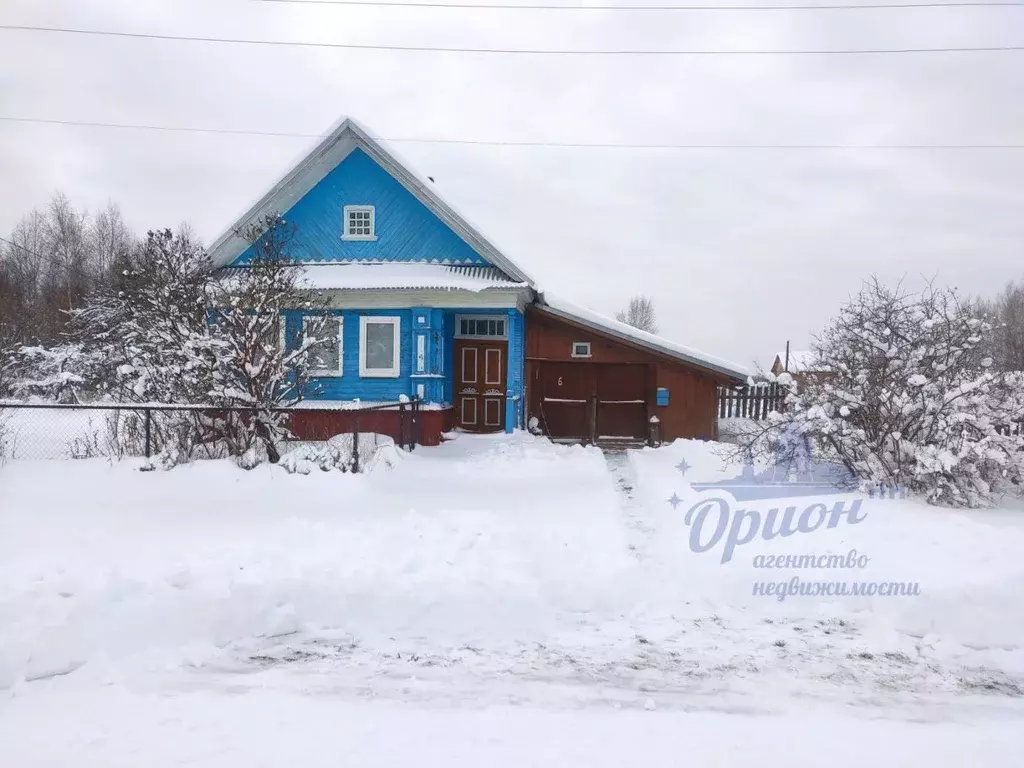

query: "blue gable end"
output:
231 148 489 267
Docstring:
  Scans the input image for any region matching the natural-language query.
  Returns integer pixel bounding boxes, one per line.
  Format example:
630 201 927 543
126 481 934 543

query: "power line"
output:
253 0 1024 9
2 23 1023 55
4 115 1024 149
0 235 68 271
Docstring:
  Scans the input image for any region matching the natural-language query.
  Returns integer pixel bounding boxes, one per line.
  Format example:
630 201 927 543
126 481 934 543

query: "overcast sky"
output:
1 0 1022 369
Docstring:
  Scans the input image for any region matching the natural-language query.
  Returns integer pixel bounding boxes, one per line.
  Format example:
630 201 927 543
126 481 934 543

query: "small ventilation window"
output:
571 342 592 358
343 205 376 241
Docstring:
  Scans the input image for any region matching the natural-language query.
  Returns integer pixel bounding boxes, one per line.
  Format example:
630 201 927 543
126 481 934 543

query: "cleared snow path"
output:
602 449 654 562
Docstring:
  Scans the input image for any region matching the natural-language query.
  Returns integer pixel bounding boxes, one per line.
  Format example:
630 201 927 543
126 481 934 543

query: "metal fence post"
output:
144 407 152 459
407 397 415 450
353 413 360 473
399 401 406 451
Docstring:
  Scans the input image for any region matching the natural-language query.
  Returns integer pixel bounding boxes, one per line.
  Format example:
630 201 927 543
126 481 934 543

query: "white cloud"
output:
1 0 1022 366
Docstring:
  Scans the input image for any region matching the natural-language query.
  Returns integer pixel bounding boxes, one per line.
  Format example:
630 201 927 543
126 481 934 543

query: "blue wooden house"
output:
208 117 748 446
207 118 535 441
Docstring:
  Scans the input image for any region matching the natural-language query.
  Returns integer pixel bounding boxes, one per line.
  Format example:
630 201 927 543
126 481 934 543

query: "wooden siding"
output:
232 148 488 267
284 306 525 430
290 406 455 447
525 309 722 442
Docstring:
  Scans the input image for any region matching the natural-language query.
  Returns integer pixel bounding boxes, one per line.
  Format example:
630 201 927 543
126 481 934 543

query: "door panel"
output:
484 348 502 386
596 364 648 439
461 347 478 385
455 340 506 432
537 362 594 440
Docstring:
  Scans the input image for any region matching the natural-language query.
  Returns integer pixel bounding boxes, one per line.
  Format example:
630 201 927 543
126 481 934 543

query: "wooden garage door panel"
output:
597 403 647 439
542 401 590 438
537 362 592 439
596 364 648 440
540 362 594 401
596 364 647 401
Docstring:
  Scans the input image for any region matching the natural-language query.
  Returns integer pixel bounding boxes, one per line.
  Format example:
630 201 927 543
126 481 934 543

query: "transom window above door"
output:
456 315 507 339
342 205 376 241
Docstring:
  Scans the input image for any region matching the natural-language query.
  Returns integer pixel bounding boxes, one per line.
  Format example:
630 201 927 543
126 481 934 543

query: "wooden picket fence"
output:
717 382 786 421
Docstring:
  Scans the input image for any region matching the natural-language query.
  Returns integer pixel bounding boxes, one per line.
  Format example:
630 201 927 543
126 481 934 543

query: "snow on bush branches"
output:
3 216 332 467
742 279 1024 507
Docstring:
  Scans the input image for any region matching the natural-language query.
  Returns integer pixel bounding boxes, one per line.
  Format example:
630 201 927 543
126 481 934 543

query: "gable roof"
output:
773 350 819 372
206 117 535 285
536 292 750 383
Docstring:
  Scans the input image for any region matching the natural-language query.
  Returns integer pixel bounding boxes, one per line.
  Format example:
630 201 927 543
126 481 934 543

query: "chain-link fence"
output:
0 399 420 471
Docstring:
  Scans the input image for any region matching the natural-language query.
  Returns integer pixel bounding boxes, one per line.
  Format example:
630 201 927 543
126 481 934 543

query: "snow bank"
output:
0 435 631 687
2 432 1023 751
628 438 1024 660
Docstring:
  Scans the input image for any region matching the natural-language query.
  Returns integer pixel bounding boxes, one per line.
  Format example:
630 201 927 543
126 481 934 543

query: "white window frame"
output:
342 205 377 241
455 314 508 340
571 341 592 359
359 315 401 378
303 315 344 377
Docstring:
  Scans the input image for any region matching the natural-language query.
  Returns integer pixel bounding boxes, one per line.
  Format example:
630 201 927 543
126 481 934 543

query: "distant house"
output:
769 349 831 384
207 117 747 445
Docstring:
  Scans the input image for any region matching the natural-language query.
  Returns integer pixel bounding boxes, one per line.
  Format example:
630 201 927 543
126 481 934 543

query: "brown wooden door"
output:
455 340 507 432
596 364 649 440
534 362 648 442
536 362 595 440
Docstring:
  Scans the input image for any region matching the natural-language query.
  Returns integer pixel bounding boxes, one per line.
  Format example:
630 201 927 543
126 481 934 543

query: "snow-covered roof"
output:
775 350 819 372
537 293 750 382
205 117 535 286
289 263 526 292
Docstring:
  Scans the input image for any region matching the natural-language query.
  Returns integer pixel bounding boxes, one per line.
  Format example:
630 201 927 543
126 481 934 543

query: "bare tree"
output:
90 201 135 282
978 278 1024 372
1 193 139 347
615 295 658 334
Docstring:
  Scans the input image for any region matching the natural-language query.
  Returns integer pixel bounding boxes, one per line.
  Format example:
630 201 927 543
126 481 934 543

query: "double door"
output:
454 340 507 432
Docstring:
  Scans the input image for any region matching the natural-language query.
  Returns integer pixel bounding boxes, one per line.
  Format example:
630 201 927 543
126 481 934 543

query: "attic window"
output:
343 205 376 241
571 342 592 358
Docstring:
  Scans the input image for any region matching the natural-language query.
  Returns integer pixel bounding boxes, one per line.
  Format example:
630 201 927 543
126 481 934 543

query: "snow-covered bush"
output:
68 218 329 467
206 214 330 465
278 433 397 474
739 279 1024 507
3 343 103 403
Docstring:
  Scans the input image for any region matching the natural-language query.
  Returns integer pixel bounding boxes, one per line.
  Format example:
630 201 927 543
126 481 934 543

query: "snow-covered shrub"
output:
70 219 329 468
4 343 102 403
739 278 1024 507
205 214 330 464
277 433 397 474
75 227 215 405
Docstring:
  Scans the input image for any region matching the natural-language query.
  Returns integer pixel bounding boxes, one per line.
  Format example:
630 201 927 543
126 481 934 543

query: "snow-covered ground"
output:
2 433 1023 765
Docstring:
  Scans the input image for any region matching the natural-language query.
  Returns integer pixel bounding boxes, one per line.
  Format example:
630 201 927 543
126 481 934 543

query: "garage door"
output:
536 362 593 439
595 364 648 440
535 362 648 442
